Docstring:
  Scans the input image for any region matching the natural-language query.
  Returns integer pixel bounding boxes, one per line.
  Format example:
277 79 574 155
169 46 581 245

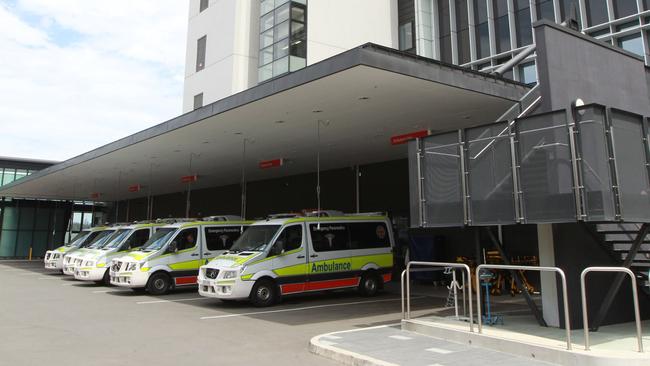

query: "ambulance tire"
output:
100 269 111 286
250 278 278 307
147 272 171 295
358 271 381 297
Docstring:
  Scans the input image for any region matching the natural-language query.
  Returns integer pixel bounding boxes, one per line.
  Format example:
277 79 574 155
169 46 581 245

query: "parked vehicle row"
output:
45 211 395 307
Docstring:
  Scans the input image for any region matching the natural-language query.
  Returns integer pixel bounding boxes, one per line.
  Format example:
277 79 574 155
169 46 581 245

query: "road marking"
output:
38 277 59 280
61 283 76 286
388 335 412 340
18 272 41 276
136 297 211 304
425 347 454 355
200 296 425 320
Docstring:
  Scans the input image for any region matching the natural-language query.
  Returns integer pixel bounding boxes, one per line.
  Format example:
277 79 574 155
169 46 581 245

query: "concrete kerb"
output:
309 325 399 366
402 319 649 366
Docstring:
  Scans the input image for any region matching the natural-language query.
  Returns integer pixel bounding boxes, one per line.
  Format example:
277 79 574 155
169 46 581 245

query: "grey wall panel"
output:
609 110 650 222
535 21 650 117
575 105 616 221
466 122 517 225
516 110 576 222
408 140 421 227
422 133 464 227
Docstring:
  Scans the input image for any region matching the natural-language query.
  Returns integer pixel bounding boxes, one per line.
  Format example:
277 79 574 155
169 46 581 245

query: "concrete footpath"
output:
310 324 557 366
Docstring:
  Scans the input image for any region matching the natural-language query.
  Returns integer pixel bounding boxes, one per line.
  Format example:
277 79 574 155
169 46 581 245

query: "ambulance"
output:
73 222 163 284
197 212 395 307
44 226 109 272
62 227 117 276
109 216 252 294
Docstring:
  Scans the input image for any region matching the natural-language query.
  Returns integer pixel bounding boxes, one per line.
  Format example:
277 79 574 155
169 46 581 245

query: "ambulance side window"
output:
126 229 151 249
205 227 242 250
274 225 303 252
349 223 390 249
309 224 350 252
172 228 198 251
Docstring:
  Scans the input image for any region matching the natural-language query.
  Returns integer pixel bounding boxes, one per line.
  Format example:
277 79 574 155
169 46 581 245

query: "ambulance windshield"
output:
229 225 280 253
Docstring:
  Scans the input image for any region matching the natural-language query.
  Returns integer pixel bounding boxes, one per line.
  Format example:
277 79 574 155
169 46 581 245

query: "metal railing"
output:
580 267 644 352
401 261 474 333
475 264 572 350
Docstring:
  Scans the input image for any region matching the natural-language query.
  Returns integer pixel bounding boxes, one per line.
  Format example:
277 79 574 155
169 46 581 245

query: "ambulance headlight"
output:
84 260 96 267
222 270 238 279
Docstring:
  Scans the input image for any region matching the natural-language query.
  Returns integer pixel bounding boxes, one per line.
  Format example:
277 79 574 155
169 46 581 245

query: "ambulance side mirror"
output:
168 241 178 254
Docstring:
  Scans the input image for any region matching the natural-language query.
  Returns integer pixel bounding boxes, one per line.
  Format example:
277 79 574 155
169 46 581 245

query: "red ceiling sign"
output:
390 129 431 145
259 158 284 169
90 192 101 199
128 184 141 193
181 174 198 183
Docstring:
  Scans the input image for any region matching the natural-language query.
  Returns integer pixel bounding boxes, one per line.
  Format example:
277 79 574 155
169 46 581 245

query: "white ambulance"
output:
109 217 252 294
62 227 117 276
73 222 163 284
197 212 395 307
44 229 94 271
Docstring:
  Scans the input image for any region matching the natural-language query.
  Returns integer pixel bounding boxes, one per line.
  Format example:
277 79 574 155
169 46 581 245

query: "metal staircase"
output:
596 223 650 270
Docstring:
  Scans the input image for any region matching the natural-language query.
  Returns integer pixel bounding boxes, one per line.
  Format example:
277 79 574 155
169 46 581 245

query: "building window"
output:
196 35 206 72
559 0 581 28
258 1 307 83
518 62 537 84
438 0 452 63
455 0 470 64
199 0 209 12
613 0 638 19
474 0 490 59
399 22 414 51
617 33 644 57
193 93 203 110
536 0 555 21
585 0 609 27
493 0 511 53
514 0 533 47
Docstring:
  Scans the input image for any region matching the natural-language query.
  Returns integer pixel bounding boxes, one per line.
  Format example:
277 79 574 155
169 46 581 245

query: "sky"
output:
0 0 188 161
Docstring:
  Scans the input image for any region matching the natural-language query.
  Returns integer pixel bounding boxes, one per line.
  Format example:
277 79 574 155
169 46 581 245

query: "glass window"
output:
536 0 555 21
349 223 391 249
204 226 243 251
585 0 609 26
616 20 639 32
274 38 289 60
261 0 274 15
273 56 289 76
230 225 280 252
260 11 274 32
613 0 638 19
260 46 273 66
476 22 490 59
260 29 274 49
291 21 305 39
200 0 209 12
172 228 198 251
14 169 27 181
645 0 649 10
274 20 289 42
102 229 132 250
559 0 581 28
141 228 176 251
290 38 306 58
474 0 488 23
193 93 203 110
519 61 537 84
275 2 290 25
310 223 350 252
515 0 533 46
289 55 306 71
456 0 470 63
196 35 206 72
399 22 414 51
127 229 151 249
291 5 305 21
258 64 273 82
495 15 511 52
618 33 644 56
273 225 303 252
2 169 15 186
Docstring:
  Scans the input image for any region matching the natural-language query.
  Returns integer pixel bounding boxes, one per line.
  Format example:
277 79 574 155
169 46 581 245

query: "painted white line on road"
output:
92 289 130 294
388 335 412 340
425 347 454 355
137 297 211 304
200 296 425 320
38 277 59 280
61 283 76 286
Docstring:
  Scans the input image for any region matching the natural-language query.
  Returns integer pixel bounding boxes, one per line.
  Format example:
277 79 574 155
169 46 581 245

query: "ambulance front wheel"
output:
250 278 278 307
147 272 171 295
359 272 381 297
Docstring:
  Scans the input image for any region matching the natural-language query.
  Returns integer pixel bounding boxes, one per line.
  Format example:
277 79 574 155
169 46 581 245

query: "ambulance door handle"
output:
296 255 305 259
310 254 318 258
204 252 212 256
191 253 199 257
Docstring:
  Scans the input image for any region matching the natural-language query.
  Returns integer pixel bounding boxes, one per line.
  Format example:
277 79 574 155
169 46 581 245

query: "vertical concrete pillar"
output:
538 223 559 327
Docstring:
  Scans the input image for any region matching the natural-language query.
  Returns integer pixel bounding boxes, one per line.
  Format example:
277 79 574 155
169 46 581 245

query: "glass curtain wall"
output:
258 0 307 83
0 167 36 187
414 0 650 82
